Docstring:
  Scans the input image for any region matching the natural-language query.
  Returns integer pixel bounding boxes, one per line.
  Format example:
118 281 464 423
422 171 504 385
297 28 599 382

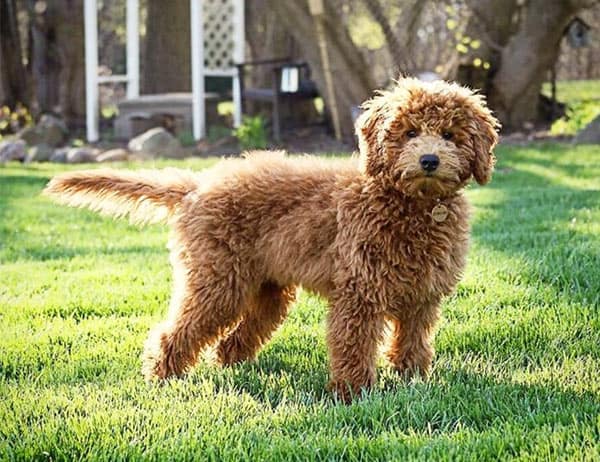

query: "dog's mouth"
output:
395 169 461 197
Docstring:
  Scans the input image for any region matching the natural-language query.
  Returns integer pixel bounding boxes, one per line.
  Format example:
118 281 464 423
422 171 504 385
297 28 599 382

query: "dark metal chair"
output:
236 58 319 141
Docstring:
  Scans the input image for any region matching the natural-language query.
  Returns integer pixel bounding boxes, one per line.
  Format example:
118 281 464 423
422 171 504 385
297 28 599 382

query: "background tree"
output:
0 0 29 108
27 0 85 127
142 0 191 93
456 0 600 129
265 0 376 139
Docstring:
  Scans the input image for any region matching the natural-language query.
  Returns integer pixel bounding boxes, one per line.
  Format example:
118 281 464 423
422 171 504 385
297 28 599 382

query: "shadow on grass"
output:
471 163 599 303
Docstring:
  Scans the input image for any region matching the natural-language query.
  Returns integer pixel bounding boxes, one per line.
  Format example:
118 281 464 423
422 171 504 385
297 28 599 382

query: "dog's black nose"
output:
420 154 440 173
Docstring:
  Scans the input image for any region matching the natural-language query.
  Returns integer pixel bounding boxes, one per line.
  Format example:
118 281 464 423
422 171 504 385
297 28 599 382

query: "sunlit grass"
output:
1 143 599 460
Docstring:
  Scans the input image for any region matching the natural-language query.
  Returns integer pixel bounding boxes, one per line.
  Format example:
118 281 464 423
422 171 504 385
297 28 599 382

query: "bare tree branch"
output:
362 0 404 71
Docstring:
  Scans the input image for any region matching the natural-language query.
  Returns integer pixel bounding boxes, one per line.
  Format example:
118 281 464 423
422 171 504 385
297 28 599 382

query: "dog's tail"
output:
43 168 199 224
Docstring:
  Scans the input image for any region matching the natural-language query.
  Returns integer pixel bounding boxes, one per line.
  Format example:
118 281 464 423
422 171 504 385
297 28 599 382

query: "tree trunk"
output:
29 0 85 128
143 0 191 93
489 0 582 128
0 0 29 108
457 0 598 130
266 0 376 140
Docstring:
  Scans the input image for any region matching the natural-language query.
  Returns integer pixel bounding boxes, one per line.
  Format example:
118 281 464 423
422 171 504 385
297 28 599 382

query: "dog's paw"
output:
327 377 374 404
390 357 431 380
141 327 173 382
214 337 255 367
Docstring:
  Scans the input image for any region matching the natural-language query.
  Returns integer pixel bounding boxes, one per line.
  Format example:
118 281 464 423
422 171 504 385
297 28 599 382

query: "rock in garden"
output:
26 144 54 162
16 126 42 146
574 115 600 144
128 127 183 159
17 114 68 148
96 148 129 163
37 114 68 147
66 147 99 163
49 148 69 163
0 139 27 162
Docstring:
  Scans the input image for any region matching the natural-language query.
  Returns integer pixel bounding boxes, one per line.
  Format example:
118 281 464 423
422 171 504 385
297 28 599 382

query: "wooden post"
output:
308 0 342 141
550 64 557 120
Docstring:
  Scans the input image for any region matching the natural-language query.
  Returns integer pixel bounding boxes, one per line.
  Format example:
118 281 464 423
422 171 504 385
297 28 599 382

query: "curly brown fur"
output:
44 77 499 403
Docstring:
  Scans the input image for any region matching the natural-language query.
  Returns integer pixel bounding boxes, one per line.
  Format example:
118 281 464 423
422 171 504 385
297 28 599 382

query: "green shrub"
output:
177 130 196 147
0 104 33 139
233 116 268 150
551 100 600 136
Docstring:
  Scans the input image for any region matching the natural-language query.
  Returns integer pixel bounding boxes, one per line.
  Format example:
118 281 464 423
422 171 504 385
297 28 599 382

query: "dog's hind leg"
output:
215 282 296 365
141 245 253 381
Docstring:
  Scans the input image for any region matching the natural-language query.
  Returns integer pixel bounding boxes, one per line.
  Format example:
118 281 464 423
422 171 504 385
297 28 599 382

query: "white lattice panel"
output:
203 0 236 71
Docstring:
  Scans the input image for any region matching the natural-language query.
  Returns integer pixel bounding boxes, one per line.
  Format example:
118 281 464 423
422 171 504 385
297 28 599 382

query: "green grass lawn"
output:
1 144 599 460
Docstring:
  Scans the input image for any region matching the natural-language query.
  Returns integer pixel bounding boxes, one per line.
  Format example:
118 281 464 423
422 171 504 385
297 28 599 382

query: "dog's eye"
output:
406 130 418 138
442 131 453 140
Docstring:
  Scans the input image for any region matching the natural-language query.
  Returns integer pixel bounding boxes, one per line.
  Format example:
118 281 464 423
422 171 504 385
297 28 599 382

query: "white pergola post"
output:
191 0 206 140
84 0 99 142
84 0 243 142
126 0 140 99
232 0 245 128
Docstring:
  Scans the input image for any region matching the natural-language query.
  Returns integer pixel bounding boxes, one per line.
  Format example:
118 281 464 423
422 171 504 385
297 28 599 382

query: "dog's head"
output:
356 77 500 198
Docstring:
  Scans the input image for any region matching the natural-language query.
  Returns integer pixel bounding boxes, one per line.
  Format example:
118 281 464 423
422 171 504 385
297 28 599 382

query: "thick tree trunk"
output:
489 1 580 128
458 0 598 130
29 0 85 127
266 0 376 139
0 0 29 107
143 0 191 93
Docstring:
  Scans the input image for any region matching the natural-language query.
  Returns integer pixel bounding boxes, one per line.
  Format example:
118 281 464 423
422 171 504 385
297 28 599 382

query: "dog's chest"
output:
368 201 469 300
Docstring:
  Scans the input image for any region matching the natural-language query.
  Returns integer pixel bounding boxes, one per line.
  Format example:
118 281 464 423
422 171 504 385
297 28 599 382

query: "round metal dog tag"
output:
431 204 448 223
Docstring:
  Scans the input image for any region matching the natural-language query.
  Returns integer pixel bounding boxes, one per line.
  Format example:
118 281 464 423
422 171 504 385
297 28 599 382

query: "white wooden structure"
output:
84 0 244 142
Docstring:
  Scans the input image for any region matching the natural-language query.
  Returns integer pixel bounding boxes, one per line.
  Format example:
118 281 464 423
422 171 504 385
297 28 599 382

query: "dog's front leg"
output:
326 289 385 403
386 301 440 378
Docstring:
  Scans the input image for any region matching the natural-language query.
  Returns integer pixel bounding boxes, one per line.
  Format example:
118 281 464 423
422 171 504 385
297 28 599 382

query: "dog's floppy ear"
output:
467 95 500 185
355 93 389 177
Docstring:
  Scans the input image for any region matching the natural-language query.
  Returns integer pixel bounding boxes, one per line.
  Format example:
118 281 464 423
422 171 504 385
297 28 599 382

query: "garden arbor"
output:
83 0 245 142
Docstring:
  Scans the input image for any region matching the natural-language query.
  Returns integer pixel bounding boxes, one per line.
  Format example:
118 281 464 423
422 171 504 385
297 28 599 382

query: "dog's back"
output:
178 151 360 296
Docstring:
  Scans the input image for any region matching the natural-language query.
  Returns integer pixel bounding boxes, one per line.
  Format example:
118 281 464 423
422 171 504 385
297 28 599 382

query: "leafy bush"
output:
0 105 33 138
233 116 268 150
543 80 600 136
551 101 600 136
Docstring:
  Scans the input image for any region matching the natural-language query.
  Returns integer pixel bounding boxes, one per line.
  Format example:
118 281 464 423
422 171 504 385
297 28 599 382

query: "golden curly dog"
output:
45 78 499 402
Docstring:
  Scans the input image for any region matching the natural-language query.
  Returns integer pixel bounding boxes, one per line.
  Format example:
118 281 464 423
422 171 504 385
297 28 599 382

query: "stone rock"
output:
128 127 183 159
66 147 99 163
96 148 129 163
16 126 42 146
17 114 68 148
37 114 68 147
0 139 27 162
574 115 600 144
26 144 54 162
49 148 69 163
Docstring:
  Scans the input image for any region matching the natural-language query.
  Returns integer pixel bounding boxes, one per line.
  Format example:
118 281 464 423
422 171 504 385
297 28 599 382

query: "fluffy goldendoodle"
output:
44 78 499 402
